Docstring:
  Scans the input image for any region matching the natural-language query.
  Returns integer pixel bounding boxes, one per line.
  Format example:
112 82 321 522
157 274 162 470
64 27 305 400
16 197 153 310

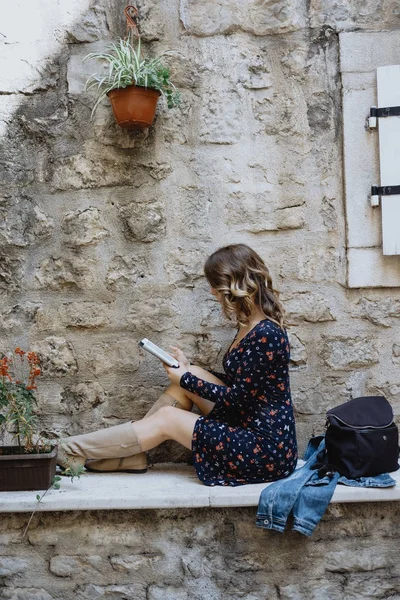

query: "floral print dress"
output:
180 319 298 486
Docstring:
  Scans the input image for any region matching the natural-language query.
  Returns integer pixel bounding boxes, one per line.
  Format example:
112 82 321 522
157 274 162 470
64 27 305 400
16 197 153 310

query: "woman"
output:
57 244 297 486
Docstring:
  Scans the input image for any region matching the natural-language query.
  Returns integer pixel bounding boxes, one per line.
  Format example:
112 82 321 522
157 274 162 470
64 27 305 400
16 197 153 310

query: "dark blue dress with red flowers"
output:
180 319 297 486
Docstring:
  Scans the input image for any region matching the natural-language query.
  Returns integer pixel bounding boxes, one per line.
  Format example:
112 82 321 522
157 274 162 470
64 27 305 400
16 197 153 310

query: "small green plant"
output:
85 36 181 116
59 463 86 481
22 475 63 539
0 348 47 453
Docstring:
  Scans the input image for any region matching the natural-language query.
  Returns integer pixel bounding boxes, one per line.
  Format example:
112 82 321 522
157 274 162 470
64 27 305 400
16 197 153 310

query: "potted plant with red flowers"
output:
84 6 180 130
0 348 57 492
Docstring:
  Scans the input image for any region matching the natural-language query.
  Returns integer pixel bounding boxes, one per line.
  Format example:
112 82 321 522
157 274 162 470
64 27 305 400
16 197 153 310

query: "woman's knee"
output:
164 384 193 410
154 405 195 438
153 405 177 436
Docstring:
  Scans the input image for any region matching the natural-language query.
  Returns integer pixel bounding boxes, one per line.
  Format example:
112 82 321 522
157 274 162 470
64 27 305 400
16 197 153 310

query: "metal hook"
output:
125 5 140 38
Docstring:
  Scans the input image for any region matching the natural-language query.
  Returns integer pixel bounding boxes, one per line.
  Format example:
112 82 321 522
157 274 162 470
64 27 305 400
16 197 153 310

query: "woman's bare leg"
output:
132 406 200 451
163 367 226 416
133 367 227 450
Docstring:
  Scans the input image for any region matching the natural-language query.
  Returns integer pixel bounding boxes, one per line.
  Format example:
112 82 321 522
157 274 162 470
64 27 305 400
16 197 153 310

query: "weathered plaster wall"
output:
1 504 400 600
1 0 400 464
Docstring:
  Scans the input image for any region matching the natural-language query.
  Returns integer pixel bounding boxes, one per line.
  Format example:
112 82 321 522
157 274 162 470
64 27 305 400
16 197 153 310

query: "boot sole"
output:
85 466 148 474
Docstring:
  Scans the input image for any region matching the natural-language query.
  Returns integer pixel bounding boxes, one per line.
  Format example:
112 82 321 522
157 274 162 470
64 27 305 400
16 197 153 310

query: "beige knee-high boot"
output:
79 393 192 473
56 420 142 471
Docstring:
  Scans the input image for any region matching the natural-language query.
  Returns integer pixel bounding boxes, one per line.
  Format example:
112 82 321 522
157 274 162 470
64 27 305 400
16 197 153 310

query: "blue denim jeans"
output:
256 435 396 536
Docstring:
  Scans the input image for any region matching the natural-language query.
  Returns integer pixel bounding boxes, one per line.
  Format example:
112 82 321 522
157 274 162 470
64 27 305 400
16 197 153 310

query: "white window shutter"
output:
377 65 400 255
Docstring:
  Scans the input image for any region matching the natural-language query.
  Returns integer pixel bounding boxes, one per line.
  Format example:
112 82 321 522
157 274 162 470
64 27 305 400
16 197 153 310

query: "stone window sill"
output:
0 462 399 513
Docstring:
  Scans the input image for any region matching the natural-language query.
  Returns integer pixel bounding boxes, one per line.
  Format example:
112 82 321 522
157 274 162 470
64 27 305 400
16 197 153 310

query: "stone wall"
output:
0 504 399 599
1 0 400 462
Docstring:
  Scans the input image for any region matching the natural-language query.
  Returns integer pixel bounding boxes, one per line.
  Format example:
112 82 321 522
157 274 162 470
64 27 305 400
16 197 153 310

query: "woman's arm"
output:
163 363 227 416
169 346 229 385
180 334 285 408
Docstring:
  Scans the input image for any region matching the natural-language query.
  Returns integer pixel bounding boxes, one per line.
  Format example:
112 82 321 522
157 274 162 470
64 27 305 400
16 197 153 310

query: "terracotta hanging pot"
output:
107 85 161 130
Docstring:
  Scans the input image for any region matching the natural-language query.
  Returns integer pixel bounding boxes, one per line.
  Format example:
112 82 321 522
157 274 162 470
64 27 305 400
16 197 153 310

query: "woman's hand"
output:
163 362 190 386
169 346 190 370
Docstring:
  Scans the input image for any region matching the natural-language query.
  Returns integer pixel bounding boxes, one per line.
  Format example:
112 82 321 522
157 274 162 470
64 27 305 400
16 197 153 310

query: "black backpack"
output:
323 396 399 479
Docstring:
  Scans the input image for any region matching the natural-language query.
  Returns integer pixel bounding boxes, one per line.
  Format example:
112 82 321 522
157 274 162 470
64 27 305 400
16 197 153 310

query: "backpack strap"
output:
311 449 337 479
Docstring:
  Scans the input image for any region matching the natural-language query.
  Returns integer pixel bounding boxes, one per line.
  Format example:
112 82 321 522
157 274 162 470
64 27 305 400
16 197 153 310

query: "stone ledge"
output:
0 462 399 513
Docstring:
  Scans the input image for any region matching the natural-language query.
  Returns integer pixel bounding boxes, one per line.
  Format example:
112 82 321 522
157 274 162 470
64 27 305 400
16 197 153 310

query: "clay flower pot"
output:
107 85 161 130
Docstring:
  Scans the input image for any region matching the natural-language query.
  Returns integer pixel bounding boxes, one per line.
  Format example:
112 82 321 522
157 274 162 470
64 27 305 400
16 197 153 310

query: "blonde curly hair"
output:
204 244 285 328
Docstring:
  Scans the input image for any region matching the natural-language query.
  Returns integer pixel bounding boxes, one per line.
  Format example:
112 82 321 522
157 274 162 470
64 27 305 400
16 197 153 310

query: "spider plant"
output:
85 36 181 116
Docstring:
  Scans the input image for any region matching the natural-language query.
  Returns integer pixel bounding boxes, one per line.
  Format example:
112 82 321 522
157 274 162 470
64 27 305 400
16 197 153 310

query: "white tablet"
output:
138 339 179 368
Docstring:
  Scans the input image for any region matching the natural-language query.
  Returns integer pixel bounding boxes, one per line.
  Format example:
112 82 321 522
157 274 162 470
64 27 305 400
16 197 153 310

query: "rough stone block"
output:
0 196 54 247
61 207 109 247
180 0 307 36
83 339 140 376
311 0 400 32
147 586 188 600
0 557 28 576
288 333 307 367
279 582 343 600
0 590 54 600
322 337 379 370
194 335 224 370
164 248 205 287
325 549 391 572
101 384 165 422
280 246 343 284
392 344 400 364
127 285 176 334
293 375 348 415
343 574 400 599
354 298 400 327
49 555 81 577
76 584 146 600
117 200 165 243
34 256 98 291
0 302 41 333
52 152 172 191
199 91 244 145
64 6 110 43
161 96 192 145
126 0 168 42
49 554 104 577
67 43 104 97
62 302 110 329
225 192 305 233
61 382 106 414
110 553 161 572
91 104 145 150
173 186 215 240
32 336 79 378
105 254 150 290
284 292 335 324
200 302 229 330
0 252 24 293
